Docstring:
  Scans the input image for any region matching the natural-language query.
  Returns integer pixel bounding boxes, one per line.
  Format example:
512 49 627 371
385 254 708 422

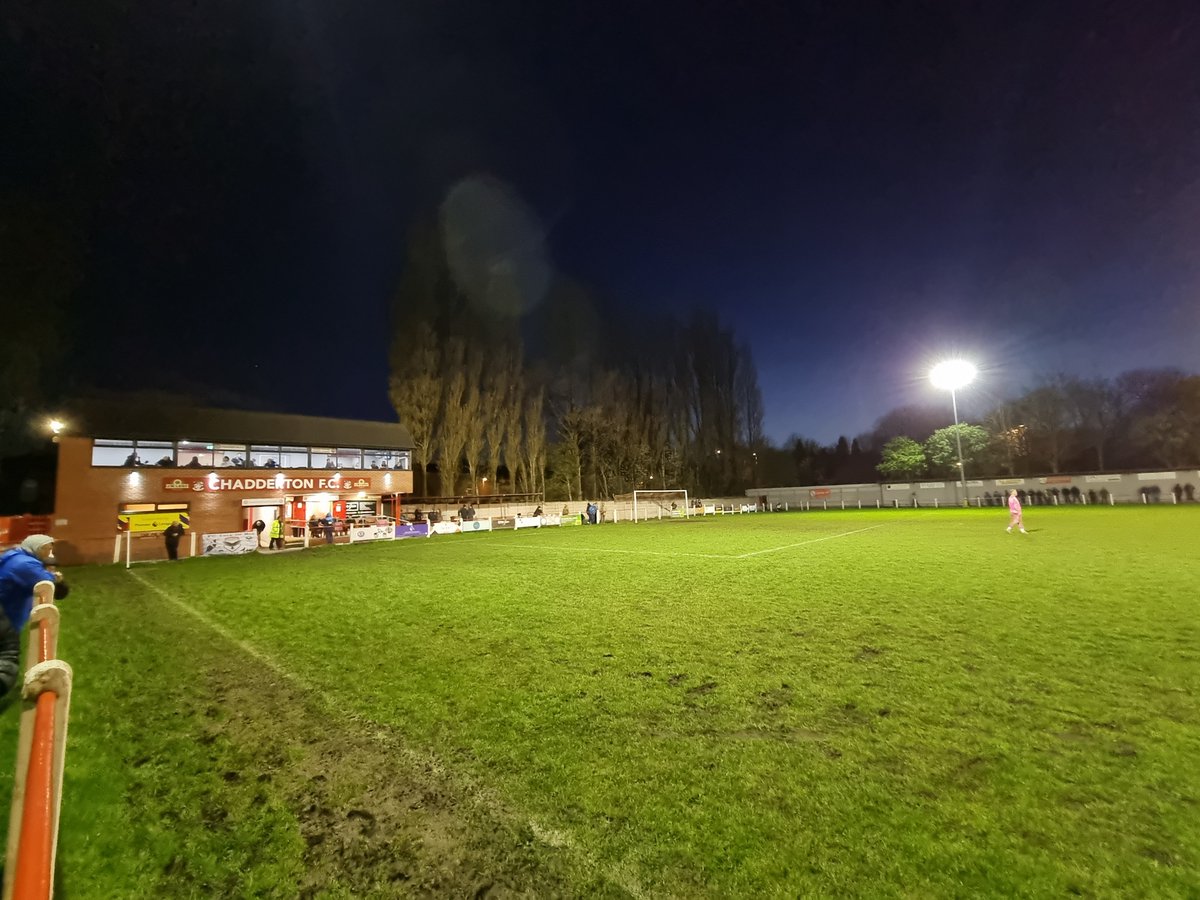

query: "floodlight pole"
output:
950 388 967 506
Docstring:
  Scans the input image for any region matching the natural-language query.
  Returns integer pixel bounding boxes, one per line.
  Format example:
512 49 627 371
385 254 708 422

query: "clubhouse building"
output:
51 400 414 564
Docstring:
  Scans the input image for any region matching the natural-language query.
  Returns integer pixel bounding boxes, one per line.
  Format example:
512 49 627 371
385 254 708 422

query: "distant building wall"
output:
749 470 1200 509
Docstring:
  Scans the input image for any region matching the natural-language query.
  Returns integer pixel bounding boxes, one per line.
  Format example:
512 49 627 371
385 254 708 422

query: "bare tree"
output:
983 400 1027 475
436 339 472 495
1019 376 1077 474
551 406 586 500
459 353 486 493
482 353 520 493
736 341 765 451
388 320 441 495
501 374 527 491
523 388 547 497
1066 377 1121 470
671 311 744 492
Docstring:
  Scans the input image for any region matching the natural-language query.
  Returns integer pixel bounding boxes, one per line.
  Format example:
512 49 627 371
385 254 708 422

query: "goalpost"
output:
632 489 690 522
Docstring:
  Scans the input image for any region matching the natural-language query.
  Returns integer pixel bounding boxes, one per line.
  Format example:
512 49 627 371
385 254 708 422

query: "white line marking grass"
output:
458 522 891 560
733 523 891 558
488 544 733 559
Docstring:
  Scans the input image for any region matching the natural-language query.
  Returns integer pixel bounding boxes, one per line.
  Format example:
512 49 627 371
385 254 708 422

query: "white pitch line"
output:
129 569 289 673
460 524 890 561
480 543 734 560
734 523 890 558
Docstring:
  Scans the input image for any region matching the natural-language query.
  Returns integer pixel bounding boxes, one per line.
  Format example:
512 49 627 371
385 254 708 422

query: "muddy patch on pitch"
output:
754 684 793 712
195 660 585 898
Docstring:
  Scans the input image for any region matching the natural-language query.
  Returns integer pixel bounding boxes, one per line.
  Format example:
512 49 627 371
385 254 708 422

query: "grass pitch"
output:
3 507 1199 897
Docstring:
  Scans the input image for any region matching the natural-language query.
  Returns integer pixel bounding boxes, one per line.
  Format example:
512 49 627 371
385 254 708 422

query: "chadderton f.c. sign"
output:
162 475 378 493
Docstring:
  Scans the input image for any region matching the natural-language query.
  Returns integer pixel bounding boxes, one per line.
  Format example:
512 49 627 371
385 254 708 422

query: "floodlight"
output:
929 359 977 391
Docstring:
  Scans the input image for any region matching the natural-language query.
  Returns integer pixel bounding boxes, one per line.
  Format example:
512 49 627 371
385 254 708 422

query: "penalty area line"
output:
480 543 734 560
735 523 890 558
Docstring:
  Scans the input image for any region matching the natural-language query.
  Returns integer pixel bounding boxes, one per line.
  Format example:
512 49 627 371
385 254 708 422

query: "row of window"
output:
93 440 412 471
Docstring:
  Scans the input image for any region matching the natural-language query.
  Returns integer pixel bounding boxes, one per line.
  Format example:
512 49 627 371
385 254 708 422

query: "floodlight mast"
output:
930 360 977 506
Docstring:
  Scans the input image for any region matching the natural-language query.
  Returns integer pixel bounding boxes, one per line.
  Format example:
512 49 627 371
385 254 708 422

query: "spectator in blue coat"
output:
0 535 66 698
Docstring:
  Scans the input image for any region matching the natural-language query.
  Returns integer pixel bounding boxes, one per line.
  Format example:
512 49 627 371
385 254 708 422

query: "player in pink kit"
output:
1006 489 1026 533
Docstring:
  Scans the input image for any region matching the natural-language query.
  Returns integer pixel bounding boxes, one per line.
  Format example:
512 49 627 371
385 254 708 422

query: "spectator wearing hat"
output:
0 535 67 698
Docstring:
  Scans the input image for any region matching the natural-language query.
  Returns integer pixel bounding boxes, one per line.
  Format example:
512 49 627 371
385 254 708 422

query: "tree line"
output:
792 370 1200 485
387 220 766 500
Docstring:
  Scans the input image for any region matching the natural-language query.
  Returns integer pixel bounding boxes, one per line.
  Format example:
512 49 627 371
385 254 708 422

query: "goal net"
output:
632 489 690 522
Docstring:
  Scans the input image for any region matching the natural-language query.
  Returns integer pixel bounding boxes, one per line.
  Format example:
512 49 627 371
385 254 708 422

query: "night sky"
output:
7 1 1199 443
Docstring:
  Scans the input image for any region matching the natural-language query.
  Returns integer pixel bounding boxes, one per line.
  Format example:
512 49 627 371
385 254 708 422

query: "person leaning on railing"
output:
0 535 69 700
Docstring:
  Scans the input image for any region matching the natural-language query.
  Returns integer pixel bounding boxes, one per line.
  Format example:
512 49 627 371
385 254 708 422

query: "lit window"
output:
310 447 337 469
279 446 309 468
336 448 363 469
137 441 175 467
92 440 138 467
250 445 282 468
213 443 249 468
177 442 215 469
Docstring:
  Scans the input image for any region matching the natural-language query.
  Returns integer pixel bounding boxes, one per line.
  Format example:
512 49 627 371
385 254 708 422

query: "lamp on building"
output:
45 417 66 444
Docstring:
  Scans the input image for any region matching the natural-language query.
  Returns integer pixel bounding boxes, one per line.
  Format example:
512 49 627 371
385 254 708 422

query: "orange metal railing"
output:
4 580 72 900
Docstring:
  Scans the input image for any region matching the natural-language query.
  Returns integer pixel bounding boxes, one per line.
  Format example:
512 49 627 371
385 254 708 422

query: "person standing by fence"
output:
0 535 67 698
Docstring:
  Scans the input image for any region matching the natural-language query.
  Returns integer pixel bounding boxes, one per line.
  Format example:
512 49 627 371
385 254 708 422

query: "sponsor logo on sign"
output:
810 488 832 498
1040 476 1072 485
118 511 190 533
918 482 946 489
1137 471 1176 480
350 525 394 542
1084 474 1121 483
394 523 429 539
884 484 911 491
994 478 1025 486
202 532 258 555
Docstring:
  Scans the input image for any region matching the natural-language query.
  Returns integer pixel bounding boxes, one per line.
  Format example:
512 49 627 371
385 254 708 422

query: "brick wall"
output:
52 437 414 564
